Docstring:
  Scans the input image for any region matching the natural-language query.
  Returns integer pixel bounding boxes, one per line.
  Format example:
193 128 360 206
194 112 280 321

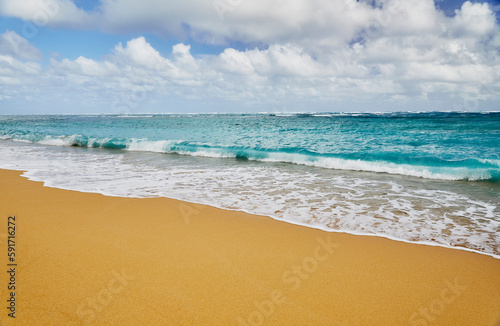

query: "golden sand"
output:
0 169 499 325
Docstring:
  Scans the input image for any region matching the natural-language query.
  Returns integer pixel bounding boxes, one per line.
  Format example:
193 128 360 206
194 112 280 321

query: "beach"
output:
1 168 499 325
1 0 500 322
1 0 500 323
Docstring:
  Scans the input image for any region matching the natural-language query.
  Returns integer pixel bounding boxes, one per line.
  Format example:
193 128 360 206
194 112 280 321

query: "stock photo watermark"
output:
365 1 403 38
408 278 468 325
76 268 135 324
178 202 204 225
18 0 59 40
5 216 17 320
453 82 498 112
212 0 284 22
236 234 340 326
111 201 200 261
75 200 201 324
213 0 244 21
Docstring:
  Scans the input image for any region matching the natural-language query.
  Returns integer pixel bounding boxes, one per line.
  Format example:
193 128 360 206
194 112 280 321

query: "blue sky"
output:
0 0 499 114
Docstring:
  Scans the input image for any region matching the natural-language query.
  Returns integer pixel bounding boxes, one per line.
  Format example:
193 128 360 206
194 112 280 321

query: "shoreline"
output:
12 166 500 260
1 168 500 325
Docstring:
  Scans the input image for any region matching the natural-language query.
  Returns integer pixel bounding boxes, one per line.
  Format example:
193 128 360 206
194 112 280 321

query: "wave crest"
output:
2 134 499 182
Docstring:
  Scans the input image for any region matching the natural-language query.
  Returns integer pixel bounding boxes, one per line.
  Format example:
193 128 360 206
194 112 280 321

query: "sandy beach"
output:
0 168 499 325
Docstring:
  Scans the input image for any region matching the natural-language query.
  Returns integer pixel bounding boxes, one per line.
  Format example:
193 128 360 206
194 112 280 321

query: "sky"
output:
0 0 499 114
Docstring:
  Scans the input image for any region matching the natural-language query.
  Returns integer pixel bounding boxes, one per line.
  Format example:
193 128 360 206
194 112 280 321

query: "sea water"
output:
0 112 499 257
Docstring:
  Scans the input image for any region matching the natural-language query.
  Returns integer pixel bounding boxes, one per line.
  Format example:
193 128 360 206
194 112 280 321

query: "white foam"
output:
122 141 497 181
1 140 499 259
259 152 492 181
4 134 497 182
38 135 75 146
479 158 500 168
127 139 174 152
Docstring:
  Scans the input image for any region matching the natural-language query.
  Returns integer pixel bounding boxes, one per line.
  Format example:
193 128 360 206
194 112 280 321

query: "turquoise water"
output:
0 112 499 256
1 112 499 181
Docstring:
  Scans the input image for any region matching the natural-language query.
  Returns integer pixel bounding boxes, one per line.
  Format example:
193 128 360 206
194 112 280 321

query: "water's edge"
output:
10 167 500 261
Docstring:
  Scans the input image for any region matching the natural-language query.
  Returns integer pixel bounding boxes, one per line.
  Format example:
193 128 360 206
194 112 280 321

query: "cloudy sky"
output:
0 0 499 114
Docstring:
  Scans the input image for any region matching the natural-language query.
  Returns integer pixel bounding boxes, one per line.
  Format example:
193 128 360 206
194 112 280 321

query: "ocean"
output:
0 112 499 257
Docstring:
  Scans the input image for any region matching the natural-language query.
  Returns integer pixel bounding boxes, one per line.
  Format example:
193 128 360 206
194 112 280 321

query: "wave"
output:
2 133 499 182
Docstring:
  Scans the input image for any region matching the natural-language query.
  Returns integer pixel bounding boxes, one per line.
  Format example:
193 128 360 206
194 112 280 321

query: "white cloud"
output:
1 0 498 53
0 30 43 61
0 54 41 85
0 0 92 29
0 0 374 48
451 1 497 38
49 56 119 76
367 0 442 37
0 1 499 113
113 37 164 69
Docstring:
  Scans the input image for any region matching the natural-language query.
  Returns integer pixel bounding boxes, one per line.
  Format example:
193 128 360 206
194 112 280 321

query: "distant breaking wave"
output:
2 133 499 182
